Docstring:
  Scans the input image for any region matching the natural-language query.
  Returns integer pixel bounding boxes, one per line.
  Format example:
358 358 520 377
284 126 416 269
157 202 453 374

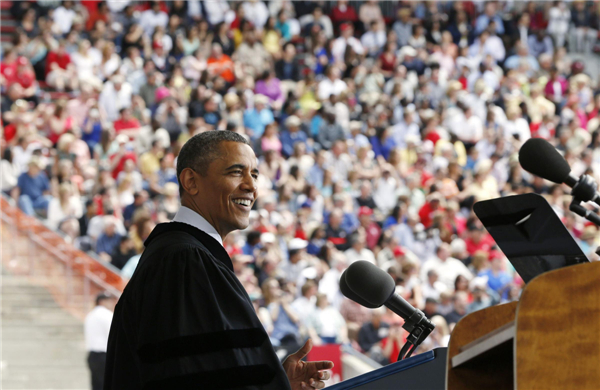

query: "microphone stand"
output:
397 310 435 361
569 175 600 227
569 199 600 227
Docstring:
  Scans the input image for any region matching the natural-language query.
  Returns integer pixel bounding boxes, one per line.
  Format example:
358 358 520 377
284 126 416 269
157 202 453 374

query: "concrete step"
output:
1 268 91 389
0 25 16 34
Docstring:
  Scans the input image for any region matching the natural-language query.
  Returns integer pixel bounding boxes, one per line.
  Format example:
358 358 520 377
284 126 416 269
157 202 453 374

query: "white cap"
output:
301 267 318 279
288 238 308 251
261 232 276 244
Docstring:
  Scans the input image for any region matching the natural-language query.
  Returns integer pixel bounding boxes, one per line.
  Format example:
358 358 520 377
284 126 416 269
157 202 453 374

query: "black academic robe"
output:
105 222 291 389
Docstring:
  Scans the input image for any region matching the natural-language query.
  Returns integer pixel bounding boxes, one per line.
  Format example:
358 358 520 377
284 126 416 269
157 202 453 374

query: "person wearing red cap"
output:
357 206 381 250
151 39 169 73
332 22 364 63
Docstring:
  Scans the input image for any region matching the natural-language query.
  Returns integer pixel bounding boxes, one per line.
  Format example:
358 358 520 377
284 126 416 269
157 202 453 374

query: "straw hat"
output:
163 182 179 197
254 94 269 106
28 155 44 168
223 92 240 108
285 115 301 127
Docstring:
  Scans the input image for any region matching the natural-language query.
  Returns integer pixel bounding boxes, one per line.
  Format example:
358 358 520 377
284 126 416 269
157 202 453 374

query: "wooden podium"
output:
446 261 600 390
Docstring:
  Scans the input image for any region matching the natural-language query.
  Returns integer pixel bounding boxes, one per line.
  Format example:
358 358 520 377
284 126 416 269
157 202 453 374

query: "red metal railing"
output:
1 196 124 320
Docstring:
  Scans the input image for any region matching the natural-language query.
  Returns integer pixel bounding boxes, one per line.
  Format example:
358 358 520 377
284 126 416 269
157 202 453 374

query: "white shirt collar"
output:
172 206 224 247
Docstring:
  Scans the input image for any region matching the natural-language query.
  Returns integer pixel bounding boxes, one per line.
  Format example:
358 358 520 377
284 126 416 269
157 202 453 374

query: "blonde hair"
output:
58 182 72 208
430 315 450 337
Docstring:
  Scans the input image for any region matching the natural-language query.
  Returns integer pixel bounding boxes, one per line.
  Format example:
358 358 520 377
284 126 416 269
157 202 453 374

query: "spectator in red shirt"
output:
109 134 138 179
357 206 381 250
4 57 38 104
464 224 495 256
86 1 111 31
330 0 358 32
380 321 407 364
46 40 78 91
113 108 141 140
0 48 18 87
419 192 443 229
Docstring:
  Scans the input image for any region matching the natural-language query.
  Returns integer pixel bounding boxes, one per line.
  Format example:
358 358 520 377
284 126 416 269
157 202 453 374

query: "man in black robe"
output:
105 131 333 389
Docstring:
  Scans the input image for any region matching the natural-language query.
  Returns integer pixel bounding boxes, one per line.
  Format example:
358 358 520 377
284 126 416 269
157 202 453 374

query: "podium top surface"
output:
327 350 438 389
473 193 587 283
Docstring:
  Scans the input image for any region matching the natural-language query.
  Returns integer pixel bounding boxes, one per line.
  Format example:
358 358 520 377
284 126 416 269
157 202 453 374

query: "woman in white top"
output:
99 42 121 81
116 175 135 209
307 294 348 345
47 182 83 230
547 1 571 48
71 40 102 89
1 148 18 194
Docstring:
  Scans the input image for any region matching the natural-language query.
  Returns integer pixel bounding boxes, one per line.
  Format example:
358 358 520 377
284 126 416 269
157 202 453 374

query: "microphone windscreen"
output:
518 138 571 184
339 270 379 309
344 261 396 307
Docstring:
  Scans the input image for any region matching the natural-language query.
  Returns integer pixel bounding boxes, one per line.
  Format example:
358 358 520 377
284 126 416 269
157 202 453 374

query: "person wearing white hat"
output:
281 115 308 158
280 238 308 282
98 73 132 122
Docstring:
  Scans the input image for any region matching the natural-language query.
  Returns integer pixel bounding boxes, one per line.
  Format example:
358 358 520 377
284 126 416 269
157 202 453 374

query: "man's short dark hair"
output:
246 230 262 245
176 130 250 195
96 292 113 306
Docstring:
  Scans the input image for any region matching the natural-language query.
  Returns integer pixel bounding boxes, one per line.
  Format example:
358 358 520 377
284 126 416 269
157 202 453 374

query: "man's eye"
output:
232 170 242 175
252 174 258 180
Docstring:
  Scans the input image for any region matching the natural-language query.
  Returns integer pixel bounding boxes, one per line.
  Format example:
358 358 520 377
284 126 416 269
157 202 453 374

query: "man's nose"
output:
241 173 257 192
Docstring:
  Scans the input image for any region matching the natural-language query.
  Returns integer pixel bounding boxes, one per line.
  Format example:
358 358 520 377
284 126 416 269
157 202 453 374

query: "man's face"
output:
28 165 41 176
329 212 342 228
425 301 438 314
245 31 256 44
103 297 118 311
193 142 258 236
438 246 449 260
105 222 116 236
121 239 133 251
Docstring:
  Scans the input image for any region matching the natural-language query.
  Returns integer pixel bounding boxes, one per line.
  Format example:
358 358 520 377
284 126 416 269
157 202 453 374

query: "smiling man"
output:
105 131 332 389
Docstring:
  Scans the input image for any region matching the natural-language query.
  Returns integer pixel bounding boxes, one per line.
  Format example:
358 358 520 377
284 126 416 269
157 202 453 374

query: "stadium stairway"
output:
1 1 16 49
1 269 90 389
1 196 124 389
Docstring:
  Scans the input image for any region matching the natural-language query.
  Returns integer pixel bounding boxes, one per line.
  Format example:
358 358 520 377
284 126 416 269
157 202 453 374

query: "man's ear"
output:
180 168 199 196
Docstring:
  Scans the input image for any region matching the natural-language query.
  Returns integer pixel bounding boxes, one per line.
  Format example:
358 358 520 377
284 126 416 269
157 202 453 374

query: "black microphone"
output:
339 269 378 309
519 138 600 204
341 261 434 334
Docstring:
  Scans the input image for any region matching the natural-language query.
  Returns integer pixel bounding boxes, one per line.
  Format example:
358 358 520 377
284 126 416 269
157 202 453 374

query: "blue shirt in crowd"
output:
17 171 50 201
96 233 122 256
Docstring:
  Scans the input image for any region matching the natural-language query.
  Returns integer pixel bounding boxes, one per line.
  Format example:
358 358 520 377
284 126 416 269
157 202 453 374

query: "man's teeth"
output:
233 199 251 206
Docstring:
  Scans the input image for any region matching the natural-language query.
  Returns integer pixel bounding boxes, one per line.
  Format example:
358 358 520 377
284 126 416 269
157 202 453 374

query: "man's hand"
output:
282 339 334 390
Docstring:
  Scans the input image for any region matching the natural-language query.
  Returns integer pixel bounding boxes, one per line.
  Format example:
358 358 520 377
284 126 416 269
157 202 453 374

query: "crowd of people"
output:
2 0 600 365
